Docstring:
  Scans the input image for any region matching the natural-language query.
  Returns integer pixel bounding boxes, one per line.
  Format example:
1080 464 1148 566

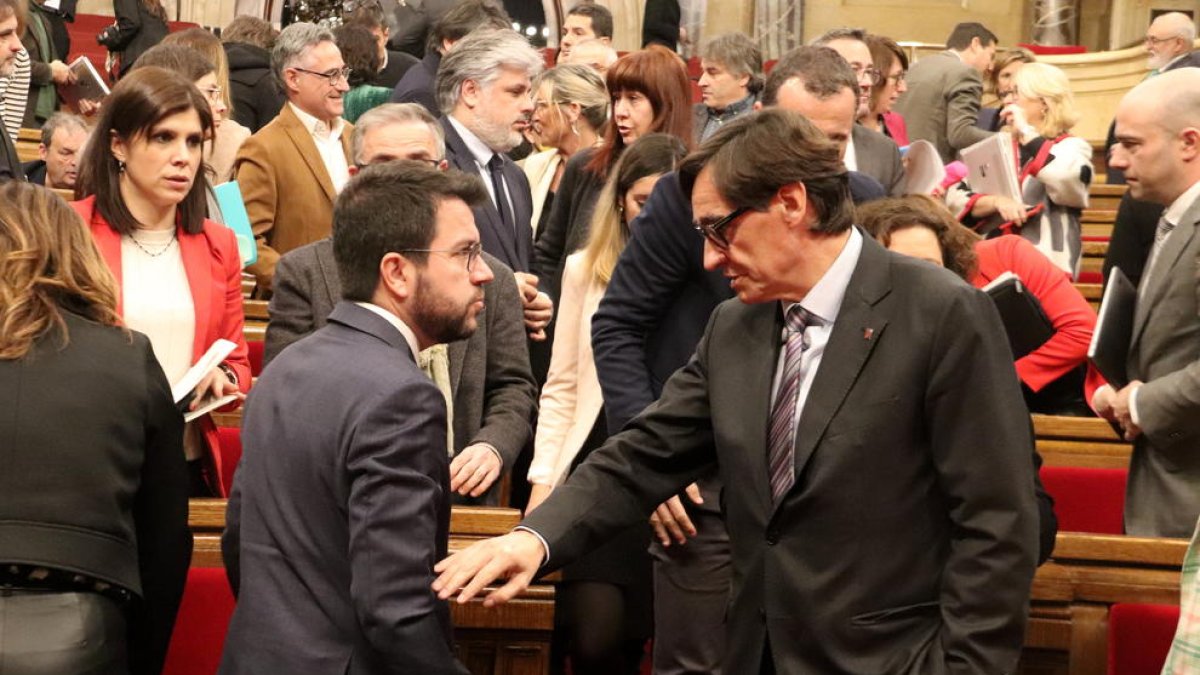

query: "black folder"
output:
983 272 1055 359
1087 267 1137 389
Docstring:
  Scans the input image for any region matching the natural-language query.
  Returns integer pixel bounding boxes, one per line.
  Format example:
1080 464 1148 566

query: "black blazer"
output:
96 0 168 78
375 49 420 89
1103 191 1162 289
0 311 191 675
390 51 441 115
224 42 286 134
222 302 469 675
440 116 535 273
536 236 1039 673
0 127 21 182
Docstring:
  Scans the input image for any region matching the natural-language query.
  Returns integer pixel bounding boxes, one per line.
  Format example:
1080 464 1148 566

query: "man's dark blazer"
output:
0 126 21 182
22 159 47 185
540 235 1039 673
262 241 537 505
1102 192 1162 289
221 302 469 675
1104 52 1200 184
390 50 441 115
224 41 286 134
375 49 420 89
852 123 905 196
441 117 535 273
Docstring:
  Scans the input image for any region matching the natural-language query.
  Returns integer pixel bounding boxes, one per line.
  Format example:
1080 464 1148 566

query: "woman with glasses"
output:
946 62 1093 277
73 67 252 497
528 133 688 675
533 45 693 302
522 64 609 238
0 181 192 675
862 34 909 146
977 48 1035 132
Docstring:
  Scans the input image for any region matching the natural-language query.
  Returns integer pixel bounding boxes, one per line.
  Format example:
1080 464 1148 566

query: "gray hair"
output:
1153 11 1197 43
271 22 336 89
40 112 89 147
351 103 446 165
435 27 544 115
701 32 764 94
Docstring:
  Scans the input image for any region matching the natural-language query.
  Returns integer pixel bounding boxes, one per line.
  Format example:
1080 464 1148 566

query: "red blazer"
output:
970 235 1102 401
73 196 251 495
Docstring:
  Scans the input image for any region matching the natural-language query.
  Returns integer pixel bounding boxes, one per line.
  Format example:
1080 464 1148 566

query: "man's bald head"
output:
1125 68 1200 133
1110 68 1200 205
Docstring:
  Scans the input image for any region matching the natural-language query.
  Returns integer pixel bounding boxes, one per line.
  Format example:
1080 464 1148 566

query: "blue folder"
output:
213 181 257 267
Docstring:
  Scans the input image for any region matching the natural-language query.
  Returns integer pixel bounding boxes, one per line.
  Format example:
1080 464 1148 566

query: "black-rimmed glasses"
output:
292 66 352 86
401 241 483 272
849 64 883 86
694 206 752 249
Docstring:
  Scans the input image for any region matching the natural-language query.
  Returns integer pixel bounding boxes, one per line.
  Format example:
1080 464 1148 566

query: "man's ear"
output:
969 36 982 52
379 251 416 300
777 181 809 228
1179 127 1200 161
38 143 48 161
460 78 481 109
752 101 763 112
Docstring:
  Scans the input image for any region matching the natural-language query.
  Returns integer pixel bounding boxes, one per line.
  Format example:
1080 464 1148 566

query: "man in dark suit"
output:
436 27 553 340
221 162 492 674
433 108 1038 674
693 32 762 143
342 0 417 89
0 5 22 183
264 103 537 506
21 112 87 189
1093 69 1200 538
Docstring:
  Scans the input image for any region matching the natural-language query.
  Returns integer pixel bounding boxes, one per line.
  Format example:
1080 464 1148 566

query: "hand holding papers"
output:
962 132 1023 204
902 140 946 195
58 56 109 112
172 339 242 422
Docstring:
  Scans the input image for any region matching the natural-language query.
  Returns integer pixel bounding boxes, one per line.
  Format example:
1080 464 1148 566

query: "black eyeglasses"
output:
401 241 483 271
885 71 906 86
355 157 443 169
291 66 352 86
849 64 883 86
694 206 752 249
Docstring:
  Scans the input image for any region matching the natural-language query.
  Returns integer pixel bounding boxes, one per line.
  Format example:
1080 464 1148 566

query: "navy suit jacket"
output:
440 117 535 273
390 51 441 115
221 302 468 675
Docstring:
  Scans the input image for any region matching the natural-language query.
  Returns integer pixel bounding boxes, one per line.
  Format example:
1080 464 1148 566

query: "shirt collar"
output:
781 227 863 326
447 114 498 167
1163 178 1200 226
708 93 755 117
289 102 345 141
354 302 421 362
843 131 857 171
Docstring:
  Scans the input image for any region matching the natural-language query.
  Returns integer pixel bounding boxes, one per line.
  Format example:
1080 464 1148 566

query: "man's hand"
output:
1111 381 1144 441
514 272 553 341
433 530 545 607
649 483 704 547
449 444 502 498
1092 384 1117 421
49 60 74 85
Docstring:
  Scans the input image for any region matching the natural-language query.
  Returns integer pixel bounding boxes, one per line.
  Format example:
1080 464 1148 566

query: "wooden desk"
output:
189 499 554 675
1032 414 1131 469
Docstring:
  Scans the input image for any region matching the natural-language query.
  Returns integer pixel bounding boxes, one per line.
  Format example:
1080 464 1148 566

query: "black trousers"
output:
0 590 128 674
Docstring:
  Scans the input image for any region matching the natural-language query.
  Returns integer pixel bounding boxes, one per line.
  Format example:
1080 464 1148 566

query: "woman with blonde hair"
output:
528 132 687 675
947 61 1093 277
0 182 191 674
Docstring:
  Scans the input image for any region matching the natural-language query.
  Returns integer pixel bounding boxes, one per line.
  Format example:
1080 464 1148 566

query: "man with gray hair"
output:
264 102 537 508
560 37 618 76
234 22 354 295
22 111 87 189
437 27 552 339
693 32 762 143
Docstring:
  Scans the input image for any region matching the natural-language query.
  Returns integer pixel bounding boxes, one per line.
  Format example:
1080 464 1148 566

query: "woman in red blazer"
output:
860 195 1102 415
73 67 250 496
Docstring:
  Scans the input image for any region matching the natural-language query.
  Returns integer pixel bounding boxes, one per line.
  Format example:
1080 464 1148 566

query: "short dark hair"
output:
566 4 613 40
857 195 981 280
335 24 380 87
428 0 511 55
222 15 277 49
132 43 216 82
761 45 858 107
679 108 853 234
76 67 214 236
946 22 998 51
343 0 387 32
334 163 488 300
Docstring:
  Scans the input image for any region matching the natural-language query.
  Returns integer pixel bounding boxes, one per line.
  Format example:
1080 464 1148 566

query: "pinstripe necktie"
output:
768 305 815 503
1140 216 1177 299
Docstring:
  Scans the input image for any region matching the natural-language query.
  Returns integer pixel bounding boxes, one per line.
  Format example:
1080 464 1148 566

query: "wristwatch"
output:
218 362 239 387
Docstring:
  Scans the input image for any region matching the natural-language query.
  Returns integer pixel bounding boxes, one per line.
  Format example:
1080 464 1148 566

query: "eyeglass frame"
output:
290 65 353 86
884 70 906 87
400 241 484 272
1144 34 1181 46
199 85 224 103
694 206 753 250
848 63 883 86
354 157 444 170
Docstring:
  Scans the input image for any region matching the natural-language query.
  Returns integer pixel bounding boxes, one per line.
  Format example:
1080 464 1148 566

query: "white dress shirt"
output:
288 102 350 194
446 115 516 218
354 302 421 362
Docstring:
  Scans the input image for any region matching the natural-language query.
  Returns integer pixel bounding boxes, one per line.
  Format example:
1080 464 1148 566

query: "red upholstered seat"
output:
1019 43 1087 56
1077 270 1104 284
162 567 236 675
214 426 242 496
247 340 264 377
1039 465 1127 535
1108 603 1180 675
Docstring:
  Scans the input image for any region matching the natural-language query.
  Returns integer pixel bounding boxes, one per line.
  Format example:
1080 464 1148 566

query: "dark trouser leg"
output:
559 581 645 675
0 590 129 675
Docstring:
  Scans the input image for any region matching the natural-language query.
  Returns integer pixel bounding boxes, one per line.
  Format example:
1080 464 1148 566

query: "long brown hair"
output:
0 183 123 360
75 67 214 236
586 45 693 177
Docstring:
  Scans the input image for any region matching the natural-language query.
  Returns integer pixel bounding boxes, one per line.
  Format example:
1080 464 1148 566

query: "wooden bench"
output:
1088 184 1127 212
15 128 39 163
189 499 554 675
1032 414 1131 470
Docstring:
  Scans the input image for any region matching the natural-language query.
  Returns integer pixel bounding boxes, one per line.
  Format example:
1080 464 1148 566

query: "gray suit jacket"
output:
527 235 1038 673
895 51 993 163
853 124 905 196
1124 195 1200 537
263 240 537 506
221 302 469 675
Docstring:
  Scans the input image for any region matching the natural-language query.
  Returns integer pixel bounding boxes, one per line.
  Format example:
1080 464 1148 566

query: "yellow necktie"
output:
418 344 455 456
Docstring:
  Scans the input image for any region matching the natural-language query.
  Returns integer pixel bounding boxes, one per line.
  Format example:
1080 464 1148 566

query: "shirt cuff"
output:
513 526 550 566
1130 385 1141 427
1091 384 1113 412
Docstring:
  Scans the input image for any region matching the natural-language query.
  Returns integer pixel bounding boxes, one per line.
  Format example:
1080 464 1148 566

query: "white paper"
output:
903 140 946 195
961 132 1022 203
981 270 1019 293
184 394 240 423
172 338 237 404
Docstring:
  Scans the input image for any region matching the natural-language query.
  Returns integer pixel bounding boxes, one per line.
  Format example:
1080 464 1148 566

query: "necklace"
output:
129 231 177 257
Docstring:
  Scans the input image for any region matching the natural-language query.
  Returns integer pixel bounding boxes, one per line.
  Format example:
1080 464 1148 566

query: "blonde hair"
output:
163 28 235 114
535 64 610 135
0 183 123 360
1014 61 1079 137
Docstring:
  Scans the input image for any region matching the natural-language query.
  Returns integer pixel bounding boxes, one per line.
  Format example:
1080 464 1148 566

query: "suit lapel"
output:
1132 211 1199 350
280 105 337 203
441 117 523 267
88 215 125 315
781 236 891 508
729 303 784 515
178 229 214 361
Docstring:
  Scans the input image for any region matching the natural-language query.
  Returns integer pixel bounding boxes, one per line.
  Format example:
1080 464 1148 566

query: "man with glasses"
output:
263 103 537 508
222 161 492 675
235 22 355 295
897 22 999 164
431 108 1039 675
